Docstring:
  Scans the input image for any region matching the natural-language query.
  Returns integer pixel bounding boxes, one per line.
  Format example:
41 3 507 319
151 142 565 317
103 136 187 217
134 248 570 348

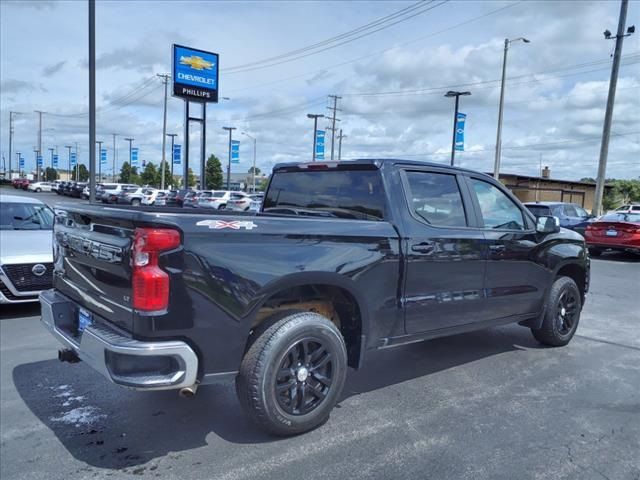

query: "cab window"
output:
471 179 525 230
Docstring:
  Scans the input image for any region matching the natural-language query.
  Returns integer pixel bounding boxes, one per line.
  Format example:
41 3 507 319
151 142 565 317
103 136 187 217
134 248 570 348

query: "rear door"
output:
400 168 488 334
465 175 548 320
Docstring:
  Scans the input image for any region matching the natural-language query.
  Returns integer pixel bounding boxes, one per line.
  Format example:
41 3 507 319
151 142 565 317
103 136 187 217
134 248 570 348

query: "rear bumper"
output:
39 289 198 390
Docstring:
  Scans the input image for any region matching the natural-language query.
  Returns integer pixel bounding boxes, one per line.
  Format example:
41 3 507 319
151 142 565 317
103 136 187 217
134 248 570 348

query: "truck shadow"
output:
12 323 538 470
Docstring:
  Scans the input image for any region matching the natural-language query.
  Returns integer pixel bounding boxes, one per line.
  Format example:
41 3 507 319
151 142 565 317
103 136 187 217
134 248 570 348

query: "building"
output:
499 167 612 212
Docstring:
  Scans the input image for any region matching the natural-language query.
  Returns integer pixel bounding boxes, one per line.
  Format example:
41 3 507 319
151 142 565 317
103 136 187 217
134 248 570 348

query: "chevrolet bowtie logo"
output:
180 55 214 71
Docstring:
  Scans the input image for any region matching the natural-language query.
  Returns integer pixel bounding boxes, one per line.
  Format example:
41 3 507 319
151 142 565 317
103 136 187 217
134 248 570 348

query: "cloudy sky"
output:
1 0 639 180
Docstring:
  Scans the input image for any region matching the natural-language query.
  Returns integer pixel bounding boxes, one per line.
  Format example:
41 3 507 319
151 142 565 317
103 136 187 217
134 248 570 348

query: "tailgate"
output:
53 206 152 332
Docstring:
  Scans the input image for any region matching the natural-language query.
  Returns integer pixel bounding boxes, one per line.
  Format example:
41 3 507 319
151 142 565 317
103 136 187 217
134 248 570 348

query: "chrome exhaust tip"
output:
179 384 198 398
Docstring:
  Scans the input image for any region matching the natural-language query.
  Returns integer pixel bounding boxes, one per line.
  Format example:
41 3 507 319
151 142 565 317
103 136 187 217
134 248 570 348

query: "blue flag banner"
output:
19 156 25 169
70 152 77 167
53 154 59 168
231 140 240 164
455 113 466 152
37 154 43 167
131 147 139 166
173 144 182 165
315 130 325 160
100 148 107 165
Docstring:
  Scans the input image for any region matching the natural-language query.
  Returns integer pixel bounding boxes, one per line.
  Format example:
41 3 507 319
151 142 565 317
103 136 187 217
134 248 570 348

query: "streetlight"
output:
124 137 135 167
222 127 236 190
307 113 324 162
493 37 530 179
241 132 257 193
444 91 471 166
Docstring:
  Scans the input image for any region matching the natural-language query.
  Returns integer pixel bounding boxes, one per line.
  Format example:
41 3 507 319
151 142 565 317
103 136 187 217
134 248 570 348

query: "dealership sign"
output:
172 44 219 103
455 113 466 152
173 144 181 165
231 140 240 164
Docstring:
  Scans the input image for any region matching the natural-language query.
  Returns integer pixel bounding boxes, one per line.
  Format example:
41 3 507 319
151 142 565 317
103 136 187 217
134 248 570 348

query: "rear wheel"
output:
36 188 42 193
218 204 226 210
531 276 582 347
131 199 141 206
236 311 347 436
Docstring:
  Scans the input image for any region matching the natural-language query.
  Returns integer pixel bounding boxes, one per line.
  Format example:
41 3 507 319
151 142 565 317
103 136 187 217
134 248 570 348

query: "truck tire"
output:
531 276 582 347
236 311 347 436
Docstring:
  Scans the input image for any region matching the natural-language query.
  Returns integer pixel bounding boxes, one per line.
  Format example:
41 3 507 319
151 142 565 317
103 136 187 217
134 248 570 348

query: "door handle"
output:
412 242 435 253
489 244 506 253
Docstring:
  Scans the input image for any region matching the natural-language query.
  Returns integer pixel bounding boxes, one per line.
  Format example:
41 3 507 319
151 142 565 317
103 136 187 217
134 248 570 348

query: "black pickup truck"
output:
40 159 589 435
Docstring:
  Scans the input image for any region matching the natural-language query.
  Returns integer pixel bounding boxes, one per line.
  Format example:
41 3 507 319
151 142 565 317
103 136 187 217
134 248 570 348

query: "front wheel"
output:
131 199 141 206
36 188 42 193
531 276 582 347
218 204 226 210
236 311 347 436
589 248 602 257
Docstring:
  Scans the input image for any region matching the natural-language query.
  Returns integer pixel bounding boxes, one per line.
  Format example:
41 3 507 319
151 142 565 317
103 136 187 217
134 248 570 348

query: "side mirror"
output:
536 215 560 234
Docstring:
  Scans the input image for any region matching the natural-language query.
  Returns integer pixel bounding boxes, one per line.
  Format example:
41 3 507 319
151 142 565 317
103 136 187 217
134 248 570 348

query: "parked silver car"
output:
0 194 54 303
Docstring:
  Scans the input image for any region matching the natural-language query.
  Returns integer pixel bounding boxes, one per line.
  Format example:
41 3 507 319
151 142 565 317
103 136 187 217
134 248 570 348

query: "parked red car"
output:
12 178 31 190
585 212 640 256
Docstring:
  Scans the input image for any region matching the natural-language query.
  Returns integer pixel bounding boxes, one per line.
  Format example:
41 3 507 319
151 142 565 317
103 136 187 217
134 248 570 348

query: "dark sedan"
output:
525 202 594 235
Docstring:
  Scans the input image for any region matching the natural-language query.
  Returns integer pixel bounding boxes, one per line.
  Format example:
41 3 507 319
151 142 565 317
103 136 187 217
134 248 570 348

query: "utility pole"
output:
307 113 324 162
111 133 117 181
326 95 341 160
89 0 96 202
242 132 257 192
166 133 177 185
222 127 236 190
157 73 170 190
493 37 530 179
65 145 72 180
16 152 21 176
96 140 103 181
444 91 471 167
337 129 346 161
594 0 634 215
35 110 45 181
8 111 20 180
33 149 39 179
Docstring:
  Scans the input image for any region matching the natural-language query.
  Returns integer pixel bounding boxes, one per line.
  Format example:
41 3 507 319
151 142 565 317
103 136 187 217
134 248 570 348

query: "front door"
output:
400 169 487 334
465 176 548 320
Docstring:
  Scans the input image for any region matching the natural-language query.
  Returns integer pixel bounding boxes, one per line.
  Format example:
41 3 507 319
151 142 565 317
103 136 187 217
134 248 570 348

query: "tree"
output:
73 164 89 181
258 175 270 192
118 161 139 184
44 167 58 181
248 166 261 175
205 154 224 189
188 168 197 188
140 162 159 187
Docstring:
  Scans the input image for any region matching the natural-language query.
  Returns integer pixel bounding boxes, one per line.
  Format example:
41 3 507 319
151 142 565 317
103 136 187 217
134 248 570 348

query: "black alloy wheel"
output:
556 289 578 335
275 338 334 416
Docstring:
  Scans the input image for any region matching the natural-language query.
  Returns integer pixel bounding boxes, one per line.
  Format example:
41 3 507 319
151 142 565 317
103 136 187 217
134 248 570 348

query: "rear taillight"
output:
132 228 181 311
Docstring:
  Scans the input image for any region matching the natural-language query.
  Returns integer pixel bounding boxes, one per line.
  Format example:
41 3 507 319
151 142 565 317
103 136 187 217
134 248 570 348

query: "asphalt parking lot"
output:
2 187 89 207
1 249 638 480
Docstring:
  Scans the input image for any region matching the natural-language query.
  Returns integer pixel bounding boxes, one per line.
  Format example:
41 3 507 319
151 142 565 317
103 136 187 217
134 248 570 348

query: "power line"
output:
223 1 448 74
225 2 523 93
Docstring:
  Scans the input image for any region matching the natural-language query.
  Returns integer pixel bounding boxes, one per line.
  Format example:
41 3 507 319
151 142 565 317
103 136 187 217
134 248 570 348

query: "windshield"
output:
0 202 54 230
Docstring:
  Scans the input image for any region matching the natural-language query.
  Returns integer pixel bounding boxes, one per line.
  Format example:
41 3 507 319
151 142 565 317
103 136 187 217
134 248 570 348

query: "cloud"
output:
42 60 66 77
1 79 46 94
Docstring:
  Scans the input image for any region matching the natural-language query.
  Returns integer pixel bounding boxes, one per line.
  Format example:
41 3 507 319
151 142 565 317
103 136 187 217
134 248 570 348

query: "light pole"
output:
307 113 324 162
241 132 257 192
444 91 471 167
166 133 177 186
8 111 21 180
124 137 134 167
48 148 55 179
337 129 346 161
96 140 103 181
222 127 236 190
65 145 73 180
493 36 530 179
157 73 170 190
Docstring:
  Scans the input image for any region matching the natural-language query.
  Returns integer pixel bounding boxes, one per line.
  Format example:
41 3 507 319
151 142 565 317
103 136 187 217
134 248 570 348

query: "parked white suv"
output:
197 190 237 210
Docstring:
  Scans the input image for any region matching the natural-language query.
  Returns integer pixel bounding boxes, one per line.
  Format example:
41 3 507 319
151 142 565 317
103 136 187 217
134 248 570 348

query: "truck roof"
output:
272 158 490 178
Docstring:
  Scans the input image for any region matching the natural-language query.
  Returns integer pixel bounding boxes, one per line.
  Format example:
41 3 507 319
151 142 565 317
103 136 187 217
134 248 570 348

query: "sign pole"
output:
184 101 190 187
200 104 206 190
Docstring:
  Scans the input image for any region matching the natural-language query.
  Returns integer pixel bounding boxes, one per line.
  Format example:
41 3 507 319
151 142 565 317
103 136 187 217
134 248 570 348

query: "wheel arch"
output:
246 272 370 369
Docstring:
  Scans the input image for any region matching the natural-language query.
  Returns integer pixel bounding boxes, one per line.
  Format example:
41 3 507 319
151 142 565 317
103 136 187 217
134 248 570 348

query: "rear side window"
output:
264 169 386 220
563 204 578 217
403 171 467 227
471 179 525 230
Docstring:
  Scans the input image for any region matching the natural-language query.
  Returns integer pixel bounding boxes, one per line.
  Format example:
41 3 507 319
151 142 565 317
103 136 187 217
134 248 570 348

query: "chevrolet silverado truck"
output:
40 159 589 435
